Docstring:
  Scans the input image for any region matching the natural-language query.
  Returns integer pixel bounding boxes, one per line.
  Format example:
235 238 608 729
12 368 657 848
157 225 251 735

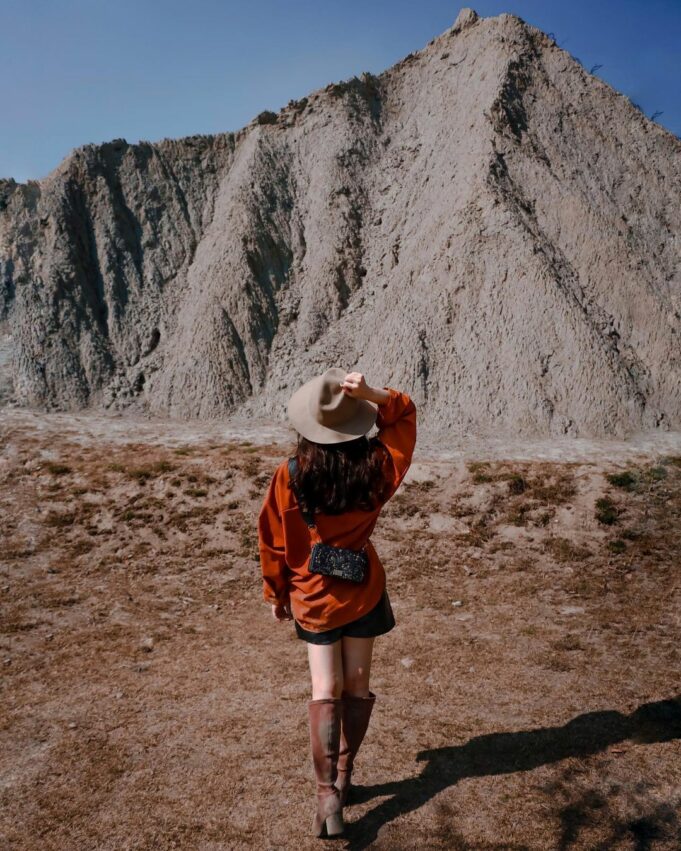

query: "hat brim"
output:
287 376 378 444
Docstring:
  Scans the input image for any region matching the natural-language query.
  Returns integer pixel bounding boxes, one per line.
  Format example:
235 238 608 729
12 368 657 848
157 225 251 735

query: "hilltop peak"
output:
451 7 480 33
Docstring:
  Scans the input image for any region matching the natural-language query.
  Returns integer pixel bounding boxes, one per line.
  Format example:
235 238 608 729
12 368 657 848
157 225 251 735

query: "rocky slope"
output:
1 7 680 439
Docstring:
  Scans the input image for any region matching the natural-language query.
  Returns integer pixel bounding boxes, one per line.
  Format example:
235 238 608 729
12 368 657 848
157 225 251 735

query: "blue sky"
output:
2 0 679 182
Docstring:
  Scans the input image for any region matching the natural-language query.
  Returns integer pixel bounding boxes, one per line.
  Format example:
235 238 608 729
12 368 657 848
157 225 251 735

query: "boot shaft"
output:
308 698 344 837
338 690 376 769
308 698 343 789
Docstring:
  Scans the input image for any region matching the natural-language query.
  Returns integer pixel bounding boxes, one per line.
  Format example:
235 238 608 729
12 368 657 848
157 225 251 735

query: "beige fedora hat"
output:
287 367 378 444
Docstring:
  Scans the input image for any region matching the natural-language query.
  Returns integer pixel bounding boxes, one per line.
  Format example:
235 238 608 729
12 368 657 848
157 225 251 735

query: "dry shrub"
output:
2 540 34 558
488 540 515 553
449 500 475 518
462 516 495 547
150 460 176 474
506 473 527 494
384 493 421 517
184 487 208 498
467 461 494 483
44 510 77 528
242 457 261 478
69 538 95 555
595 496 620 525
404 479 436 493
525 473 576 504
606 470 638 490
542 653 575 672
45 462 72 476
128 468 153 483
543 536 592 562
165 505 219 532
504 502 531 526
551 633 585 652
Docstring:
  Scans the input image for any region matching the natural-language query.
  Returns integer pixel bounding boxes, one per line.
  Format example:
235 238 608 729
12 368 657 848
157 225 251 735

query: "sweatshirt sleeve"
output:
257 464 291 606
374 387 417 502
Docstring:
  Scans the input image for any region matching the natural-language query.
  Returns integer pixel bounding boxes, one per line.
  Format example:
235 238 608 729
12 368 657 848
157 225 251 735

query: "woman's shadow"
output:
343 695 681 849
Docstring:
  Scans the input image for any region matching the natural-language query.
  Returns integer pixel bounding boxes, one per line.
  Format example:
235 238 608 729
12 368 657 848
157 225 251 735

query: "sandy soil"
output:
1 411 681 850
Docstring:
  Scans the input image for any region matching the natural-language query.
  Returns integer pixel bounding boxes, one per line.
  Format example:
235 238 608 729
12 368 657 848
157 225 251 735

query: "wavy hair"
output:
290 435 392 515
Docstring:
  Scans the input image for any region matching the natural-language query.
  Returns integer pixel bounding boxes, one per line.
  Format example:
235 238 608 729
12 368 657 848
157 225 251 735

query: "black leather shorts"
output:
294 588 396 645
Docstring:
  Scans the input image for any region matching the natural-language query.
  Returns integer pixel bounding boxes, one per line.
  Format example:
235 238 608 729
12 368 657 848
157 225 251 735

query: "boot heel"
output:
311 811 344 838
325 812 345 837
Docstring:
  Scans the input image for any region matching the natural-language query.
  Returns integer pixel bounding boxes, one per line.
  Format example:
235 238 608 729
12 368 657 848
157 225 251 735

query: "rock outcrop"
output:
1 7 680 439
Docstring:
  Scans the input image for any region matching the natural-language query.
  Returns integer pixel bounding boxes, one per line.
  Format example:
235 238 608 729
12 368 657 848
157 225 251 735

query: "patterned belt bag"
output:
288 457 368 583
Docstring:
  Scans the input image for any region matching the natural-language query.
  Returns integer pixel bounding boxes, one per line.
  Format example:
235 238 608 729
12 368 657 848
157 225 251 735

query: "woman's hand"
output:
341 372 390 405
340 371 370 399
272 601 293 622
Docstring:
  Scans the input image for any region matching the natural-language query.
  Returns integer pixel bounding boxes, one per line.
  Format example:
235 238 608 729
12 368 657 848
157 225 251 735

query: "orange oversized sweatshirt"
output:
257 387 417 632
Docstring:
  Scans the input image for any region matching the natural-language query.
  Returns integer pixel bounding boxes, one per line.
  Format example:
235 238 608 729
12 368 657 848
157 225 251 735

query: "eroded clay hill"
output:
1 7 680 440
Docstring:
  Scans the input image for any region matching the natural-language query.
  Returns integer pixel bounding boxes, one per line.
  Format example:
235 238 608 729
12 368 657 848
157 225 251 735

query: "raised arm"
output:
339 375 417 503
257 464 291 606
371 387 417 502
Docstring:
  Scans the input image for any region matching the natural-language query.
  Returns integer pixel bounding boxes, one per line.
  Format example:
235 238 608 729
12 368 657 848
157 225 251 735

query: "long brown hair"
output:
290 435 391 515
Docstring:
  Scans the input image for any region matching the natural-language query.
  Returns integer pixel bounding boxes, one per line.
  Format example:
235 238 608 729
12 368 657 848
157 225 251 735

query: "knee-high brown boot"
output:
334 691 376 806
308 698 345 838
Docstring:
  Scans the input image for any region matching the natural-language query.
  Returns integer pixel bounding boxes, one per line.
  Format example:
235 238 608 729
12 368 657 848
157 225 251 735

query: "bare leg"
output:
307 640 344 699
341 636 375 697
306 641 345 836
335 636 376 804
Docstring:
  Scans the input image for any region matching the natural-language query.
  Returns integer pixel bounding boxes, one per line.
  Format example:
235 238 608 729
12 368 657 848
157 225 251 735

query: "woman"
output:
257 367 417 838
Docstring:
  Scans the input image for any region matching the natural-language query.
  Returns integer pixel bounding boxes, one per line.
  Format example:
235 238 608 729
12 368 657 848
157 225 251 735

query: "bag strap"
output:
288 457 318 530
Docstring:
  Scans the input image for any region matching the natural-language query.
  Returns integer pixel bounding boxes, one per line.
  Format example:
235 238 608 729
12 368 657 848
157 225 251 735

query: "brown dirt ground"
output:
1 418 681 850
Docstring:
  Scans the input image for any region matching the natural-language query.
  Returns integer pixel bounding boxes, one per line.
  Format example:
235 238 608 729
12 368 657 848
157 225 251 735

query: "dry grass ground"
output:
1 420 680 849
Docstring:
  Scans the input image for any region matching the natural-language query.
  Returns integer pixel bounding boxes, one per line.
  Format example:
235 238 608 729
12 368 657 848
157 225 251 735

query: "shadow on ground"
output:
344 695 681 850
